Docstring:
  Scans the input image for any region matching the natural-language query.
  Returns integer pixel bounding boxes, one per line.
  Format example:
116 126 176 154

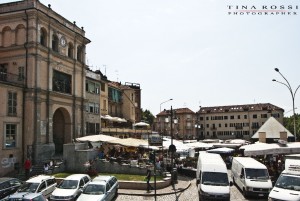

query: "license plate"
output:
258 194 264 196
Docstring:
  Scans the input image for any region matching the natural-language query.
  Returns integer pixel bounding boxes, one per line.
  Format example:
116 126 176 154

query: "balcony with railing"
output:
0 72 25 87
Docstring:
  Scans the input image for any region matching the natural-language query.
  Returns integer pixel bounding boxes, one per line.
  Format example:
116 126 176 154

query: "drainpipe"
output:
22 9 29 164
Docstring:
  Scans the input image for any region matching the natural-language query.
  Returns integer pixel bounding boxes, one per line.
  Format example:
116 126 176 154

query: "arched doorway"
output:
53 108 71 154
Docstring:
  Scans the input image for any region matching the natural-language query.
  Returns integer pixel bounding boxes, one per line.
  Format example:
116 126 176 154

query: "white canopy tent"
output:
207 147 235 154
101 115 127 123
107 138 149 148
240 142 300 156
184 142 213 149
133 122 150 127
76 134 118 142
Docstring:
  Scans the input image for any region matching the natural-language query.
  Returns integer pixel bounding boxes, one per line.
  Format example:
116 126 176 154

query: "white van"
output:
268 159 300 201
231 157 272 198
196 152 232 201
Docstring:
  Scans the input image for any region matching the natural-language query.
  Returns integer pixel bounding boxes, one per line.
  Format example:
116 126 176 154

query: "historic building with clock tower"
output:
0 0 90 175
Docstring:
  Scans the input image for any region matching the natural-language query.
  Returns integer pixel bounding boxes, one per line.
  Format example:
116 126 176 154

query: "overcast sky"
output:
2 0 300 116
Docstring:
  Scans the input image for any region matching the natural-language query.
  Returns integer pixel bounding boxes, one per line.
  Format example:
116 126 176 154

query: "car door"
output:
108 178 116 196
37 181 48 197
47 178 56 195
105 183 112 200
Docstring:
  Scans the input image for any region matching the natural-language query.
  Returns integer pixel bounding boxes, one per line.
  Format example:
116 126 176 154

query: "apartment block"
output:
196 103 284 140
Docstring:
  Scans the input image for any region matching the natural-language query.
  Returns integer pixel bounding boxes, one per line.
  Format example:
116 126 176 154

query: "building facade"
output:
85 69 108 135
0 0 89 175
155 108 197 140
196 103 284 140
154 103 284 141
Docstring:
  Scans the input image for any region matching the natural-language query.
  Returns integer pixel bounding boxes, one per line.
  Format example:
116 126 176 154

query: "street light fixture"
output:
273 68 300 141
160 98 173 112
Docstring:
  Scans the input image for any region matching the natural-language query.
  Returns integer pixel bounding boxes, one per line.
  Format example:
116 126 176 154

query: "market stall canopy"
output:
207 147 235 154
101 115 127 123
108 138 148 147
133 122 150 127
213 143 243 149
240 142 300 156
76 134 118 142
184 142 213 149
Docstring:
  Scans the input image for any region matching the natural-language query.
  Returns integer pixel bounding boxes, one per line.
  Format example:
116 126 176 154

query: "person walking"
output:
146 168 153 192
24 158 31 179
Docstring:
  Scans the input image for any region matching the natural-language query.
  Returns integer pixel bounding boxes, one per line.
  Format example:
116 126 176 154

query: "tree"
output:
283 113 300 140
141 109 155 125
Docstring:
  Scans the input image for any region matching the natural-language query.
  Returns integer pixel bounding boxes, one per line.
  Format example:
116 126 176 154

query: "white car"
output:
50 174 91 201
77 176 118 201
6 192 48 201
17 175 56 198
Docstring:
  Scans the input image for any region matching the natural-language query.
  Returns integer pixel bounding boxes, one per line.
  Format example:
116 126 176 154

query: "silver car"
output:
77 176 119 201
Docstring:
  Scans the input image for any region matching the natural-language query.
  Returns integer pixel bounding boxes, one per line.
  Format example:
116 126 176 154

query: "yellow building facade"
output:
0 0 90 175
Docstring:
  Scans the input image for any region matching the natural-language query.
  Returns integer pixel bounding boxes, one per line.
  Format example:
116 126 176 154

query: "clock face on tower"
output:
60 36 67 47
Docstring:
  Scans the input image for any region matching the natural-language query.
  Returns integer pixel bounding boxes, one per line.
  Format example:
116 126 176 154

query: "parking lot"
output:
116 177 269 201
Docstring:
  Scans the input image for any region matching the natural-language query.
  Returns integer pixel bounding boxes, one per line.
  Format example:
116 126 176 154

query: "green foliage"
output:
283 113 300 139
141 109 155 125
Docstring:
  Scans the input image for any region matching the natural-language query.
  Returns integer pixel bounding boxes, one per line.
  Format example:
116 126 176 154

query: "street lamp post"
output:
164 106 177 184
273 68 300 141
159 98 172 166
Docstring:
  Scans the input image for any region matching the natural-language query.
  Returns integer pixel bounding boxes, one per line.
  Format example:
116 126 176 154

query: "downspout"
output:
22 9 29 164
73 34 77 140
46 12 51 144
81 46 85 137
33 8 39 164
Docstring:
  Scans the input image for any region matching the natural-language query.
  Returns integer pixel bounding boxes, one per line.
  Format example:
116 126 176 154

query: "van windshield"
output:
202 172 229 186
245 168 269 180
275 174 300 191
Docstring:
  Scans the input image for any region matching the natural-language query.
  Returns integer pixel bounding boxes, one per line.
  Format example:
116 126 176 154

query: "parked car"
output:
17 175 57 198
86 176 119 200
5 192 48 201
0 177 23 199
50 174 91 201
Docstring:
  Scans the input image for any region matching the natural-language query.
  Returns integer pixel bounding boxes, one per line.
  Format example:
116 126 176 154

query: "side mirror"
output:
196 180 200 185
240 174 243 179
229 181 233 186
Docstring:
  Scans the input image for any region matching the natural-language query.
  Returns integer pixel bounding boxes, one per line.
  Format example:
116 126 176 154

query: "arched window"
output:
68 42 74 58
52 34 59 52
15 24 26 45
2 26 12 47
77 45 83 62
40 28 47 47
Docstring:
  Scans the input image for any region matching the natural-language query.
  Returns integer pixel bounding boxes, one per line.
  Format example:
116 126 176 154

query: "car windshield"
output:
18 182 39 193
245 168 269 180
275 174 300 191
83 184 105 195
202 172 229 186
57 180 78 189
